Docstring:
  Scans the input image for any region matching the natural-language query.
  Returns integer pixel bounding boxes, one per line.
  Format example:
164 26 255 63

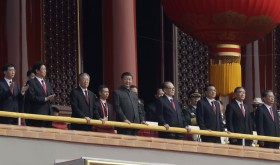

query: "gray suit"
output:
112 86 144 135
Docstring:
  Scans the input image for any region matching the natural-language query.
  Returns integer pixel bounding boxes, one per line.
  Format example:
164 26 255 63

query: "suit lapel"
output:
163 95 176 111
232 101 244 118
34 78 46 96
203 98 215 114
1 79 10 90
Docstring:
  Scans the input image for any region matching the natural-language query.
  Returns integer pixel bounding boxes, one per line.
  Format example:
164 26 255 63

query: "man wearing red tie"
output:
0 64 29 124
25 62 55 127
156 81 191 139
225 87 253 146
196 84 225 143
94 85 114 133
70 73 105 131
255 90 280 149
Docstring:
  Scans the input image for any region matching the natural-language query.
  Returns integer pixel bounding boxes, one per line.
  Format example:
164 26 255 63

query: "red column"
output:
0 0 42 84
103 0 138 91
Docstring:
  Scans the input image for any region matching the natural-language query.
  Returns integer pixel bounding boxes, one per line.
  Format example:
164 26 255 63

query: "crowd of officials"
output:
0 62 279 149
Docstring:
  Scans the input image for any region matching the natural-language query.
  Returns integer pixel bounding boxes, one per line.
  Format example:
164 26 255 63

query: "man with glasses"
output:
156 81 191 139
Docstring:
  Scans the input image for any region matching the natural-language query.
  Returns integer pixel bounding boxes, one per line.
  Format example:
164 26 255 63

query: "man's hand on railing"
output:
163 124 170 130
185 126 191 133
100 118 107 124
85 117 91 124
124 119 131 124
141 121 149 126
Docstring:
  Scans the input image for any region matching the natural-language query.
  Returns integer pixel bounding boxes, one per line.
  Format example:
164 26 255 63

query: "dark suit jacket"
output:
157 95 186 128
112 86 143 123
95 100 114 121
225 101 253 145
70 87 100 131
25 78 54 127
196 97 224 143
0 79 22 112
156 95 187 139
26 78 53 115
255 104 280 149
0 79 23 124
145 100 158 122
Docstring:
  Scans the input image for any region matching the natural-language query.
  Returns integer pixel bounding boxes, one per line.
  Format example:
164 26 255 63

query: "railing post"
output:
18 117 21 126
242 138 245 146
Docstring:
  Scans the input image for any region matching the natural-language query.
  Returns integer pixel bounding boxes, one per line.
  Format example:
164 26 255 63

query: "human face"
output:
121 75 132 89
164 82 175 97
155 89 164 98
99 88 109 100
205 86 216 99
28 73 35 80
4 67 15 79
79 75 90 89
189 97 201 106
36 65 47 78
263 92 274 106
131 87 138 95
235 88 246 102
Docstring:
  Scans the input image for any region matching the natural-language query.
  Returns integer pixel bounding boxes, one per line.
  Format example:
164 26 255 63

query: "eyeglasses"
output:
166 87 175 90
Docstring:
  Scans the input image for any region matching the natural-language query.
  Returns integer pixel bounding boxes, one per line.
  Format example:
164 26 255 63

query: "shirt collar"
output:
264 103 272 110
36 76 44 83
165 95 173 101
235 99 243 105
79 86 88 92
4 77 12 85
206 97 215 105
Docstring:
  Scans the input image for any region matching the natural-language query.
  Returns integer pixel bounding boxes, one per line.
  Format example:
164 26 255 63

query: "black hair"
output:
261 90 273 98
234 86 245 94
98 84 108 92
26 69 34 77
2 64 14 72
32 61 45 74
121 72 133 79
203 84 215 92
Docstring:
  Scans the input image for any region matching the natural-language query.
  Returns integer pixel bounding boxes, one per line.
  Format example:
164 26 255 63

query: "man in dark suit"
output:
94 84 115 133
25 62 56 127
70 73 105 131
145 88 164 122
156 81 191 139
255 90 280 149
225 87 253 146
112 72 146 135
0 64 29 124
196 84 225 143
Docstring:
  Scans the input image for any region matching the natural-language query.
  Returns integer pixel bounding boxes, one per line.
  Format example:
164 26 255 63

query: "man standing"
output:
156 81 190 139
0 64 29 124
183 89 201 126
94 85 114 133
255 90 280 149
26 62 55 127
196 84 225 143
112 72 146 135
225 87 253 146
70 73 104 131
145 88 164 122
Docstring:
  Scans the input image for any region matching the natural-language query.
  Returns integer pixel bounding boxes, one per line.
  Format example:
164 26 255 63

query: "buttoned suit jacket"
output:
95 100 114 121
196 97 224 142
0 79 23 124
255 104 280 148
225 101 253 145
112 86 143 123
70 87 100 131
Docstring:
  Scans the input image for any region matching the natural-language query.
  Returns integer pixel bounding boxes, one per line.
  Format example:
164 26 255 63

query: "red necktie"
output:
240 103 245 117
41 80 47 94
211 101 216 113
84 90 89 104
9 80 14 96
269 107 274 121
170 99 176 111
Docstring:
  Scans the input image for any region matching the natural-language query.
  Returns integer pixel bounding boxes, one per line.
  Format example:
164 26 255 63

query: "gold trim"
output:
86 159 142 165
216 44 240 49
215 52 241 57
